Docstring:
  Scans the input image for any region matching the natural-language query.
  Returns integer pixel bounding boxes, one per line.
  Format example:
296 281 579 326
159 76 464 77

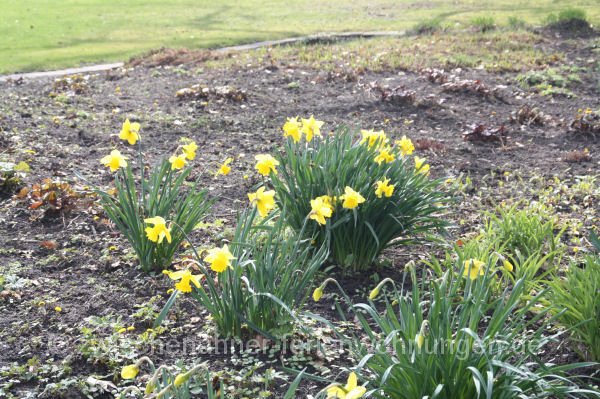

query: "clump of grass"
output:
558 8 587 22
507 16 527 28
470 16 495 32
412 17 443 34
545 8 589 28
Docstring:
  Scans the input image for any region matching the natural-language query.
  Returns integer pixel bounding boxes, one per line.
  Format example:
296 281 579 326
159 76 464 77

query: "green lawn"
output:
1 0 598 74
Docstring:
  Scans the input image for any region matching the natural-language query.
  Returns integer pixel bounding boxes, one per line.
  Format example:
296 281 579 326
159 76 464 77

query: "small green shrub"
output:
157 207 328 339
549 231 600 361
269 121 449 271
311 259 597 398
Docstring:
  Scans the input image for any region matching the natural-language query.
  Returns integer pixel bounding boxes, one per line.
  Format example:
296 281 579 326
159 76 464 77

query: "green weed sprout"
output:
156 206 328 339
74 120 214 272
268 119 449 271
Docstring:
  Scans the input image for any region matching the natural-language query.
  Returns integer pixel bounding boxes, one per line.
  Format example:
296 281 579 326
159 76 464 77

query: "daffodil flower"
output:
309 196 333 225
216 158 233 176
248 186 276 217
101 149 128 172
120 119 141 145
204 245 236 273
144 216 172 244
463 259 485 280
414 156 430 176
283 116 302 143
340 186 365 209
301 115 324 142
163 269 203 293
326 372 366 399
360 129 387 148
169 153 187 170
254 154 279 176
375 178 394 198
374 147 395 165
182 142 197 160
396 135 414 155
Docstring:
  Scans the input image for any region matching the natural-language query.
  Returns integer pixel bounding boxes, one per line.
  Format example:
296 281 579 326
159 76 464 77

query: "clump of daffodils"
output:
269 119 448 271
83 121 214 272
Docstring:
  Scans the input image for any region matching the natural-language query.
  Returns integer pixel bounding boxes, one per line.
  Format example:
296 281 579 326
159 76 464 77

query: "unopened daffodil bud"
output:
174 373 188 387
312 278 337 302
369 278 394 300
121 364 139 380
312 286 323 302
415 333 425 349
145 381 156 394
503 260 513 272
369 287 380 300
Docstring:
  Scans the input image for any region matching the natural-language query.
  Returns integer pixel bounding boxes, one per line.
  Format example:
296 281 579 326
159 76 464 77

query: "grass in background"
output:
1 0 599 74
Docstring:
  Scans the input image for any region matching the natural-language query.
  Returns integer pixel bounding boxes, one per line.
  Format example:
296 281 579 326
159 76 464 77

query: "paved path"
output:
0 31 405 82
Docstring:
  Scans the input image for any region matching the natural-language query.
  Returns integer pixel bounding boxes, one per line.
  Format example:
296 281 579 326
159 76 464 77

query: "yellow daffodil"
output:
248 186 276 217
121 364 139 380
360 129 387 148
216 158 233 176
309 196 333 225
375 178 394 198
255 154 279 176
316 195 336 210
204 245 236 273
101 149 128 172
340 186 365 210
283 116 302 143
374 146 395 165
414 156 430 176
503 260 514 272
163 269 203 293
301 115 324 142
55 306 62 312
463 259 485 280
169 153 187 170
120 119 141 145
182 142 197 160
144 216 172 244
397 135 414 155
326 372 366 399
